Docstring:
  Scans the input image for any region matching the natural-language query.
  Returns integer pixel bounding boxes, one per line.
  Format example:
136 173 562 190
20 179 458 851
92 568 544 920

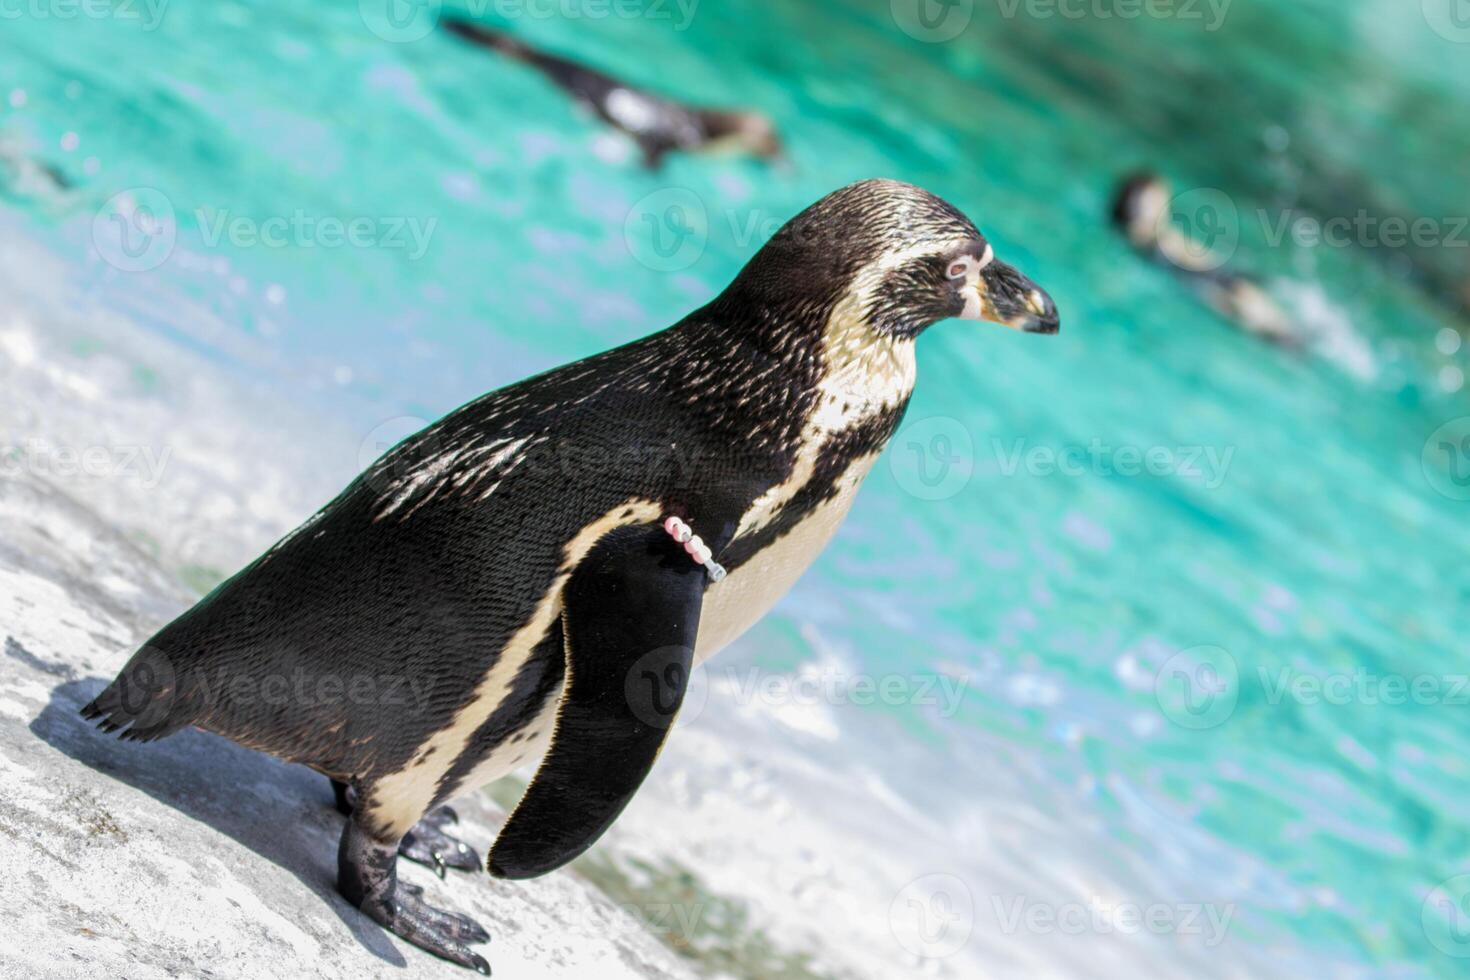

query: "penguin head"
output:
716 179 1059 341
1111 170 1172 247
700 110 784 160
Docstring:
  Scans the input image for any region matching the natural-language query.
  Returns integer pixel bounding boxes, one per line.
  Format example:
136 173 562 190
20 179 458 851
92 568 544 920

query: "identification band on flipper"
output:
661 516 728 582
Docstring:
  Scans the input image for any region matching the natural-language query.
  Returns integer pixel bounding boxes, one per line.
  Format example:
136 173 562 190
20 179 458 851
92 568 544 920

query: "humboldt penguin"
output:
1112 170 1298 346
83 179 1059 973
443 18 782 169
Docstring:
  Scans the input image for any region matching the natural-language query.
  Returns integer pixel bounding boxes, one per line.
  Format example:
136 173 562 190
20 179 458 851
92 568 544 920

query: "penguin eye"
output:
947 258 972 280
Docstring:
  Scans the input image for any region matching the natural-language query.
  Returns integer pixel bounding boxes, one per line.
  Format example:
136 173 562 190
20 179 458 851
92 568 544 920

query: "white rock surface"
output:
0 468 700 980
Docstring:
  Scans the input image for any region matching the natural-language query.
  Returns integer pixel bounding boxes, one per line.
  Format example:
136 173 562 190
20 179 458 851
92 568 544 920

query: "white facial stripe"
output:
960 285 984 320
856 238 971 282
945 244 993 282
939 244 993 321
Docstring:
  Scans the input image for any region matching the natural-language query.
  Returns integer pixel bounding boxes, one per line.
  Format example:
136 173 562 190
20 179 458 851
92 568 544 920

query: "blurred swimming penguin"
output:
0 138 73 201
1112 171 1298 346
444 18 782 169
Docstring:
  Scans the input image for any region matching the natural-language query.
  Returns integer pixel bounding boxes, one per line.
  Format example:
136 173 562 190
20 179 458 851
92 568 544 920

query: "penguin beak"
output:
968 259 1060 334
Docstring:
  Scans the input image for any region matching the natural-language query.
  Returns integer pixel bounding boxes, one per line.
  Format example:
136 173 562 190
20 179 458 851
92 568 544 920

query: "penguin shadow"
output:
30 677 409 969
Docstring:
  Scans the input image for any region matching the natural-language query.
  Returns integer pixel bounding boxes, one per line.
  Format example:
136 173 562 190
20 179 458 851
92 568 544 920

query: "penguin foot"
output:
364 876 492 971
332 782 480 877
340 816 492 974
394 881 492 944
400 807 481 877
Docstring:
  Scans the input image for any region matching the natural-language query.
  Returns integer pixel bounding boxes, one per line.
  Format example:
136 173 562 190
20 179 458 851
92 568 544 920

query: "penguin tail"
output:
81 644 198 743
442 17 533 61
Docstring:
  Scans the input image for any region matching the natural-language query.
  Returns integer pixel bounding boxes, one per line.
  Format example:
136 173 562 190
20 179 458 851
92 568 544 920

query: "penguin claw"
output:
341 817 491 973
406 894 492 945
357 879 492 972
399 818 481 875
438 909 491 945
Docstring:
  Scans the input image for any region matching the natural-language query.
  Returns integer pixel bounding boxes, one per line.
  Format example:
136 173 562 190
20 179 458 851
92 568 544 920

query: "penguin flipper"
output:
487 523 704 879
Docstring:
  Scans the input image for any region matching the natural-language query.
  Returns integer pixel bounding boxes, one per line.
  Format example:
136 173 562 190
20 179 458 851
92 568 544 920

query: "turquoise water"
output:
4 0 1470 974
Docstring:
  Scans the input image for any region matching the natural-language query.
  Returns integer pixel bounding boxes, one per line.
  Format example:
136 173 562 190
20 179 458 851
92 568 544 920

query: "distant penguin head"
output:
1112 170 1172 247
714 178 1059 341
700 110 784 160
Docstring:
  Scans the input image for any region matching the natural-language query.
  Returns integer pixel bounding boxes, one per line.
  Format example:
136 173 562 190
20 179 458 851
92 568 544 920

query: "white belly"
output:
446 697 561 801
694 453 876 662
